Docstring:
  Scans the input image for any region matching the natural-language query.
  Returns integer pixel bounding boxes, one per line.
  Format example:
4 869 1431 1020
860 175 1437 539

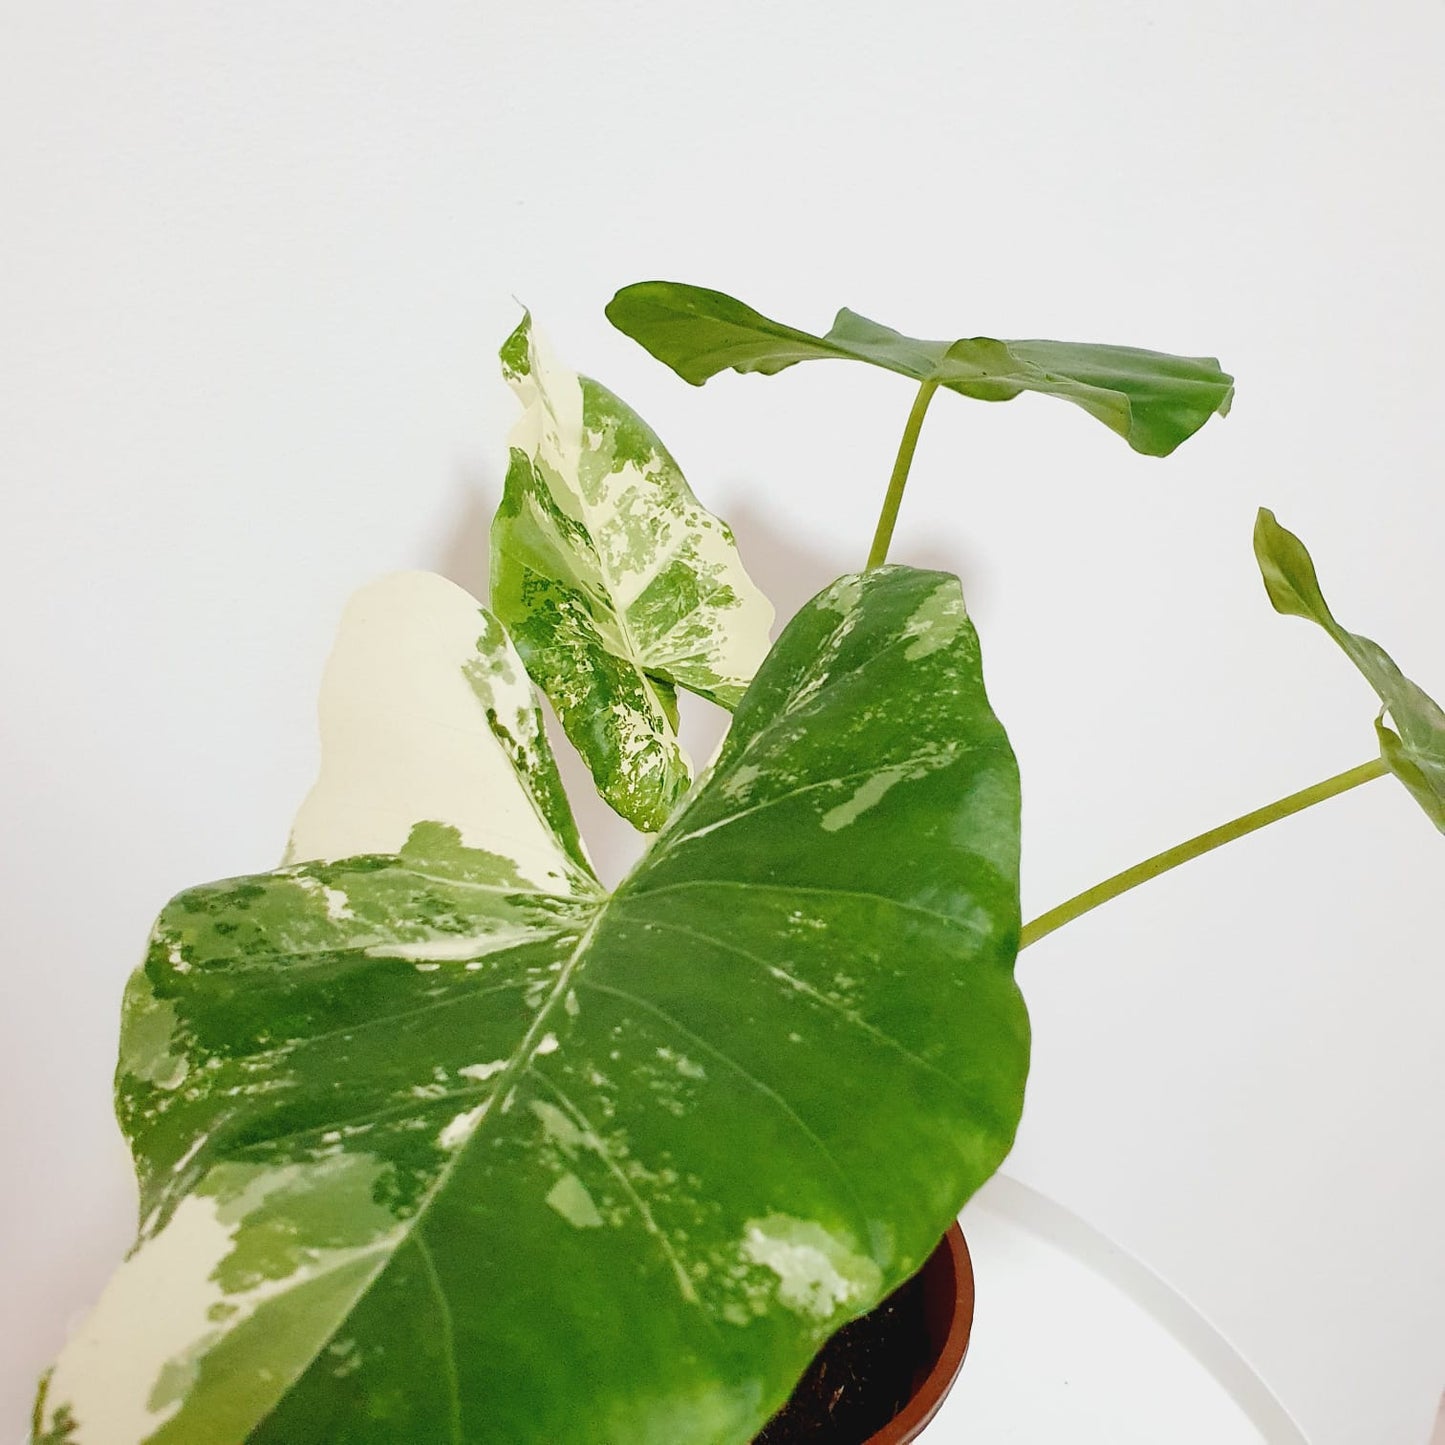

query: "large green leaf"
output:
1254 508 1445 831
493 313 774 832
34 565 1026 1445
606 282 1234 457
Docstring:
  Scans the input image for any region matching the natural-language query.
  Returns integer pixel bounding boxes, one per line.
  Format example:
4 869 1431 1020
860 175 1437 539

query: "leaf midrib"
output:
274 837 986 1395
227 912 608 1436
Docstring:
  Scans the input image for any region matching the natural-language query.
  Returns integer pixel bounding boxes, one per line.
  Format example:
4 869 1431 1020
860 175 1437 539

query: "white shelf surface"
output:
932 1176 1309 1443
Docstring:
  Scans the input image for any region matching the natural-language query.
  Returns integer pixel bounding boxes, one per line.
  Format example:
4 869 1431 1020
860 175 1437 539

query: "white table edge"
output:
967 1176 1312 1444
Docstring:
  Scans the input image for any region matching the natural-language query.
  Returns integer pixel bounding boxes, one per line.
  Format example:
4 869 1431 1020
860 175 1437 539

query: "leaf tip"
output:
1217 376 1236 419
1252 505 1323 621
500 307 535 381
605 281 716 387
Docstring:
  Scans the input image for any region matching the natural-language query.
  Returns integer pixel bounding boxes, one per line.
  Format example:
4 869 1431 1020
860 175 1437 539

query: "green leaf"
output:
35 565 1026 1445
1254 508 1445 831
606 281 1234 457
493 313 775 832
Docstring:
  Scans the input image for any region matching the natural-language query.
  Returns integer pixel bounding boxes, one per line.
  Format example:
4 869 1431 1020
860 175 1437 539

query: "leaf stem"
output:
867 379 941 568
1019 756 1389 950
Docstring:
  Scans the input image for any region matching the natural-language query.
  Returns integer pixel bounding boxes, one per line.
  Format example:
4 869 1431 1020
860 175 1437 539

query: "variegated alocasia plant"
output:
31 292 1440 1445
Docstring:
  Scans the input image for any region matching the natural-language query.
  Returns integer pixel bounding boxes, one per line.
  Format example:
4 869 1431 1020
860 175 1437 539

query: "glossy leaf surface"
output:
35 565 1027 1445
1255 508 1445 830
493 313 774 831
607 281 1233 457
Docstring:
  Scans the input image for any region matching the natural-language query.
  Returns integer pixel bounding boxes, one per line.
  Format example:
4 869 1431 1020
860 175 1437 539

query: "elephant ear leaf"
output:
606 281 1233 458
33 564 1028 1445
492 313 775 832
1254 508 1445 831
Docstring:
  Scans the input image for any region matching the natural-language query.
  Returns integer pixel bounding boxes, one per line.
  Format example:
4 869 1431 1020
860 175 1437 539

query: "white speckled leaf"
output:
34 566 1026 1445
1254 509 1445 831
492 313 774 831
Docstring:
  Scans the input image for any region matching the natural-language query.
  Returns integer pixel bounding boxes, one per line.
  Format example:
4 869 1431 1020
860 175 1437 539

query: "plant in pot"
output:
29 284 1441 1445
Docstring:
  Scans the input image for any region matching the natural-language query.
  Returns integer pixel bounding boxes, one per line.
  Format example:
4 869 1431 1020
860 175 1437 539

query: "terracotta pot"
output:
755 1223 974 1444
865 1223 974 1444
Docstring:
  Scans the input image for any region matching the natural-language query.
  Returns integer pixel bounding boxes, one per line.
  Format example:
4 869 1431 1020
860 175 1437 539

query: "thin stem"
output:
1019 756 1389 950
866 379 941 569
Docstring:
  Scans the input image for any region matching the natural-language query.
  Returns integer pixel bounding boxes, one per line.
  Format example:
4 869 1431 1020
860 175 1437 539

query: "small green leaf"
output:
493 313 774 832
1254 508 1445 831
606 281 1234 457
35 565 1026 1445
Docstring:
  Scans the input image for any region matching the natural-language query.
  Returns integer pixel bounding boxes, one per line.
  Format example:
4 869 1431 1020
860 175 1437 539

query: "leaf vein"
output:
525 1068 705 1312
619 878 986 938
609 916 957 1087
665 753 962 847
414 1233 464 1445
574 979 877 1249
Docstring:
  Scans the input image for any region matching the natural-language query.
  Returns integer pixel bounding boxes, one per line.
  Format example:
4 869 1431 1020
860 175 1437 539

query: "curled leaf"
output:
1254 507 1445 831
607 281 1233 457
494 313 774 831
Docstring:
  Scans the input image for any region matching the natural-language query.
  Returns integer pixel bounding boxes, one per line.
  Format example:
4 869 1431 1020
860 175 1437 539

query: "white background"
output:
2 2 1442 1441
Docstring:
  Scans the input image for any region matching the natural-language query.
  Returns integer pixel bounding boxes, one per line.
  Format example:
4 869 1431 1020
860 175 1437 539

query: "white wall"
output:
2 3 1441 1441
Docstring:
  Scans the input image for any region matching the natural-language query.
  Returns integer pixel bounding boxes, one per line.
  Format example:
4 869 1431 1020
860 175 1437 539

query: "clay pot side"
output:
754 1223 974 1445
866 1223 974 1445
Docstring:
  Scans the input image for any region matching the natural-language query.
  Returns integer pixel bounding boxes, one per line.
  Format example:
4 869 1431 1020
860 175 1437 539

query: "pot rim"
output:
864 1221 974 1445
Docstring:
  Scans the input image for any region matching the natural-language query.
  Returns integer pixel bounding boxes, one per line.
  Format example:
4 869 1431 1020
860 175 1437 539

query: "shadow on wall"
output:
432 461 496 603
428 481 857 887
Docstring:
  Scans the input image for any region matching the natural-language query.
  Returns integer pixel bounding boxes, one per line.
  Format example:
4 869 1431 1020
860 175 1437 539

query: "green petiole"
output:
866 379 940 569
1019 756 1389 949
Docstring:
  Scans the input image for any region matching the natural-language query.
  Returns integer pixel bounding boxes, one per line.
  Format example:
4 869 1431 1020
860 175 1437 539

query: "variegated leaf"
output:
1254 508 1445 831
285 571 594 882
34 565 1026 1445
607 281 1234 458
493 313 774 832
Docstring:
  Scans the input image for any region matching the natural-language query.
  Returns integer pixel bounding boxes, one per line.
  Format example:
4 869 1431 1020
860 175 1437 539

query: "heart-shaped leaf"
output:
1254 508 1445 831
34 565 1026 1445
606 282 1233 457
494 313 775 831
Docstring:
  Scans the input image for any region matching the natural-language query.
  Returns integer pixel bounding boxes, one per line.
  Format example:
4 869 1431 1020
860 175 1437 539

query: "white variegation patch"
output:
901 578 970 661
285 571 590 893
39 1156 401 1445
545 1172 605 1229
438 1103 490 1149
738 1215 882 1321
530 1098 593 1154
819 745 959 833
814 573 867 618
458 1059 508 1082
